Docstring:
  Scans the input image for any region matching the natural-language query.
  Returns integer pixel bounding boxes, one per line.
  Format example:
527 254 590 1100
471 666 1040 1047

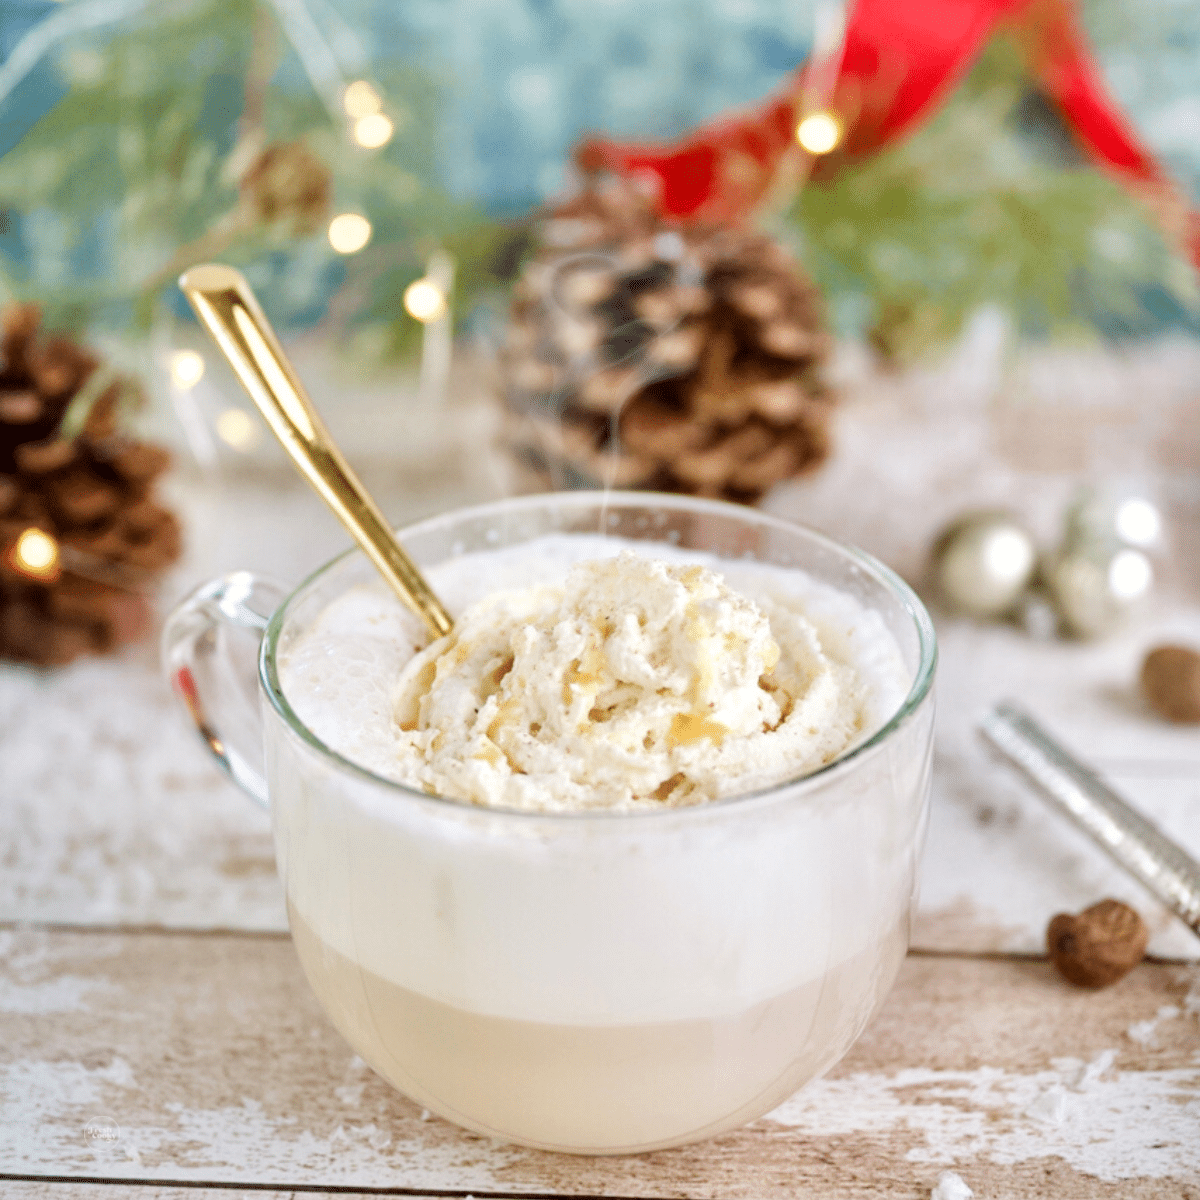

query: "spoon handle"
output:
179 263 453 640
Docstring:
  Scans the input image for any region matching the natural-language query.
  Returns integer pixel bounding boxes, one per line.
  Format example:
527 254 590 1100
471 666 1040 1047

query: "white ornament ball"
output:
934 512 1037 618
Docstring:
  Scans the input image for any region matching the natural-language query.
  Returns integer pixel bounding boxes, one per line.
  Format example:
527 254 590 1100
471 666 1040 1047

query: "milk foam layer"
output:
279 535 908 810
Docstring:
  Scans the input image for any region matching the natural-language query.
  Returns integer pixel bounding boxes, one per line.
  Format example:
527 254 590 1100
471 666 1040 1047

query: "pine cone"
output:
499 179 834 504
240 141 332 236
0 304 182 666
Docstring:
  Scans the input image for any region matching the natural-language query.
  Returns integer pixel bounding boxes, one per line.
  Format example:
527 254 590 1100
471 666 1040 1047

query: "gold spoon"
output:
179 263 453 640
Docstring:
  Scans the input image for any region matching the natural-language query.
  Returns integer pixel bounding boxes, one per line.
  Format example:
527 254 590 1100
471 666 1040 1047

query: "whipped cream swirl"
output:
390 552 866 812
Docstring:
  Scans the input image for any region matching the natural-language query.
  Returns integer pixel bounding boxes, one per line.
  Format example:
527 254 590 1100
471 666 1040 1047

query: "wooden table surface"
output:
3 339 1200 1197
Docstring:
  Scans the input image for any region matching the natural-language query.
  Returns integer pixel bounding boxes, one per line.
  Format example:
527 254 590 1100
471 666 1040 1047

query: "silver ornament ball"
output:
933 511 1037 618
1047 544 1153 639
1064 487 1162 555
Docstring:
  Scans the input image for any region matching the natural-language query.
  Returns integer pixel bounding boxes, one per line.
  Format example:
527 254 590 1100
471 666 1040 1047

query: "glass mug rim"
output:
259 490 937 823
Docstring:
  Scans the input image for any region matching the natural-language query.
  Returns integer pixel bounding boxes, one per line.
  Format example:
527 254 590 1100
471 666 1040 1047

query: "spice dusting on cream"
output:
279 536 909 813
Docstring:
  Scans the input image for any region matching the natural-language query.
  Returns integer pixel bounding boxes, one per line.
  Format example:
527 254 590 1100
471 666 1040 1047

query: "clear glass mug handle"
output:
161 571 290 808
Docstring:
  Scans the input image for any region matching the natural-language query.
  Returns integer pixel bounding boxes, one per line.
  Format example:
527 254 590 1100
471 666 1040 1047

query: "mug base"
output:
287 902 907 1154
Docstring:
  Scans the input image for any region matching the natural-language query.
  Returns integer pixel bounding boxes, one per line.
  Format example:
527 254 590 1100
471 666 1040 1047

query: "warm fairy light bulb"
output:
343 80 382 118
169 349 205 389
11 527 60 581
353 113 394 149
404 278 448 323
328 212 372 254
796 111 842 155
215 408 261 452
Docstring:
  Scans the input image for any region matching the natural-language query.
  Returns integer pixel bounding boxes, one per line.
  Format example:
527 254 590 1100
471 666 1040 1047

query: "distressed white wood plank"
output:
914 612 1200 961
0 463 497 934
0 637 283 932
1 928 1197 1198
4 339 1200 967
1 1185 303 1200
768 335 1200 963
1 1187 460 1200
0 346 504 935
767 331 1200 588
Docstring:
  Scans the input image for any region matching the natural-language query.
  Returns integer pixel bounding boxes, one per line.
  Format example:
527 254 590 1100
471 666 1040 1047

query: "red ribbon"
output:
576 0 1200 269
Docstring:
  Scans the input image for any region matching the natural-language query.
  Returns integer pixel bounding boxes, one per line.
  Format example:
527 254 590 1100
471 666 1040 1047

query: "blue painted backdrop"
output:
0 0 1196 332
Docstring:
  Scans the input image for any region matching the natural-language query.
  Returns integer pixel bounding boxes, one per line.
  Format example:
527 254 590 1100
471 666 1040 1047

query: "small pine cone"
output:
498 178 834 504
240 141 332 236
0 304 182 666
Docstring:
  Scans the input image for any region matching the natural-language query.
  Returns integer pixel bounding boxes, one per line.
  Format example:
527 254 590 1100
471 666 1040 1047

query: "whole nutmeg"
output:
1140 644 1200 723
1047 899 1148 989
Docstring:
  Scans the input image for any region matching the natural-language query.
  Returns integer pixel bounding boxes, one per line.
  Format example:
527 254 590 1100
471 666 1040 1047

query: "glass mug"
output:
164 491 936 1155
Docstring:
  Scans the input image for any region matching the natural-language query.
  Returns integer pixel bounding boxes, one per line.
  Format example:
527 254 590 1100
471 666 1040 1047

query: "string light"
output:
169 349 205 390
342 80 382 118
328 213 372 255
796 111 842 155
215 409 261 451
404 278 448 323
353 113 394 149
10 527 61 582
